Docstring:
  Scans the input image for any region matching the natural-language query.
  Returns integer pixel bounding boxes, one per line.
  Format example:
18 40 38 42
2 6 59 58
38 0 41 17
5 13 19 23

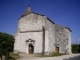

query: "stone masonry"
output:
14 6 72 54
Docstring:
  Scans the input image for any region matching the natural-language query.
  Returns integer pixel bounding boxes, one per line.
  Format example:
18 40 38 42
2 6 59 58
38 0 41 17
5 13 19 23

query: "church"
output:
14 6 72 54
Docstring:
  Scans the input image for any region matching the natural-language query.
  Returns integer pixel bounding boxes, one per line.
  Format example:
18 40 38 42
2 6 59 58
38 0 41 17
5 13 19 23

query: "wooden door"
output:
29 44 34 54
56 47 59 53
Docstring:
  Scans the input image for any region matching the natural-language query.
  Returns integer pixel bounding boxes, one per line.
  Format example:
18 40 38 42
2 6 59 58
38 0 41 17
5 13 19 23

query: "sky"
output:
0 0 80 44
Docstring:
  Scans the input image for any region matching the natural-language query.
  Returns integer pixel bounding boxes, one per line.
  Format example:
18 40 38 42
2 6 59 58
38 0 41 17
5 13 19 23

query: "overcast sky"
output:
0 0 80 44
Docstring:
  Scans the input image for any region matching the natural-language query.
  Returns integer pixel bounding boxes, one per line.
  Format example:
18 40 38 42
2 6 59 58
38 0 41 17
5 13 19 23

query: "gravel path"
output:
17 53 80 60
17 53 40 60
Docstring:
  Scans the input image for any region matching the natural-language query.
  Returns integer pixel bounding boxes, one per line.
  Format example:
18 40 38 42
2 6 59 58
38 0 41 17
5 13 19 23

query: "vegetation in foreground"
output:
35 52 65 57
72 44 80 53
0 31 80 60
9 52 20 60
0 32 15 60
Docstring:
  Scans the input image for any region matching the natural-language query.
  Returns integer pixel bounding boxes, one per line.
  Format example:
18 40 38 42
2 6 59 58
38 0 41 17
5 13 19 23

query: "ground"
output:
17 53 40 60
17 53 80 60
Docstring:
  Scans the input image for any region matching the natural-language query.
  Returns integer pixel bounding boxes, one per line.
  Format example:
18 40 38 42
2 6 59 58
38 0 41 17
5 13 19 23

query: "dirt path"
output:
17 53 80 60
17 53 40 60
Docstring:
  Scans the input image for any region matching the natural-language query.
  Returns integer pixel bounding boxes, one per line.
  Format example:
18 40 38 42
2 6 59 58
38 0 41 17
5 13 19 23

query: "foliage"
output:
9 52 20 59
71 44 78 53
35 52 65 57
0 32 15 60
50 52 65 56
77 44 80 53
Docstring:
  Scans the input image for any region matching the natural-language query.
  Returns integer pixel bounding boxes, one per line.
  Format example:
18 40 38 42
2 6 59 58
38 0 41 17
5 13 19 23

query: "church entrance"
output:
55 47 59 53
26 39 35 54
28 44 34 54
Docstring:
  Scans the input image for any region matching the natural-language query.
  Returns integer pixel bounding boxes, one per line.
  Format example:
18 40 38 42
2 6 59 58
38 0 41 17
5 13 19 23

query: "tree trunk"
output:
1 56 3 60
0 47 3 60
5 49 9 60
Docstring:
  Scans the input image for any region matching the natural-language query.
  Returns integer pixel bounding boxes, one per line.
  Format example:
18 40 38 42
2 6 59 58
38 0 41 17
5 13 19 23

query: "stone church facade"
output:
14 6 72 54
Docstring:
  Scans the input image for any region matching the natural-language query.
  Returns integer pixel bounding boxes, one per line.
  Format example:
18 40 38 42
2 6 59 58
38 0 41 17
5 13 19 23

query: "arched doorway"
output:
28 44 34 54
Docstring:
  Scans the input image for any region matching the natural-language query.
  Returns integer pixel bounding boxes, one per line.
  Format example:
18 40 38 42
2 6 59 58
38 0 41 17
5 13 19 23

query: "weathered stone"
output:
14 7 72 54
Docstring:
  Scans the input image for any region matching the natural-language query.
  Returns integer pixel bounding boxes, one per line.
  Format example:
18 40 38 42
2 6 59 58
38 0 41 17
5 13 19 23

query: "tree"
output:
0 32 15 60
78 44 80 53
71 44 78 53
0 43 3 60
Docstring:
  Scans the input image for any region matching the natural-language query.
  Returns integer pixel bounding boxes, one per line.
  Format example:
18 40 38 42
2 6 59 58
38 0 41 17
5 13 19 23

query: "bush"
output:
9 52 20 59
9 58 15 60
0 32 15 60
72 44 78 53
50 52 65 57
35 52 65 57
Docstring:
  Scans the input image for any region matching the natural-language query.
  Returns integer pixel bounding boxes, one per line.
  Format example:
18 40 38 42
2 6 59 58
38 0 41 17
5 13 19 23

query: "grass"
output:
9 52 20 59
35 52 65 57
9 58 15 60
50 52 65 56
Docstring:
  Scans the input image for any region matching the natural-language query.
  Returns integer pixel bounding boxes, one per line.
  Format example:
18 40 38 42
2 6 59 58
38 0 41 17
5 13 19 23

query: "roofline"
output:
18 12 45 20
21 12 45 17
65 27 72 32
18 12 55 24
55 24 72 32
31 12 45 16
47 17 55 24
18 12 71 32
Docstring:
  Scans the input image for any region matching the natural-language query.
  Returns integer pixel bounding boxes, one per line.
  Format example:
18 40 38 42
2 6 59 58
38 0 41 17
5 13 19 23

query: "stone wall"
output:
65 28 72 54
55 24 71 54
18 13 44 31
14 13 49 54
14 29 20 53
14 12 71 54
44 17 55 53
18 32 43 54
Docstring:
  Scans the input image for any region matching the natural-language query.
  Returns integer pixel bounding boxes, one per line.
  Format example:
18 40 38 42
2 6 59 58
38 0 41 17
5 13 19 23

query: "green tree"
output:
0 43 3 60
72 44 78 53
78 44 80 53
0 32 15 60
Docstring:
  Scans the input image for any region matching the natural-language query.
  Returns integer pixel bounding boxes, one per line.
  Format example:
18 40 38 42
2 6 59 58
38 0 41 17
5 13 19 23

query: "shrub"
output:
50 52 65 57
9 52 20 59
72 44 78 53
35 52 65 57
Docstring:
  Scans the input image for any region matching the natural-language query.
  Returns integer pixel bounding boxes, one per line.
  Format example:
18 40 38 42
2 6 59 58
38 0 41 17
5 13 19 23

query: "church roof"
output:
19 6 71 32
65 27 72 32
55 24 72 32
19 6 55 24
